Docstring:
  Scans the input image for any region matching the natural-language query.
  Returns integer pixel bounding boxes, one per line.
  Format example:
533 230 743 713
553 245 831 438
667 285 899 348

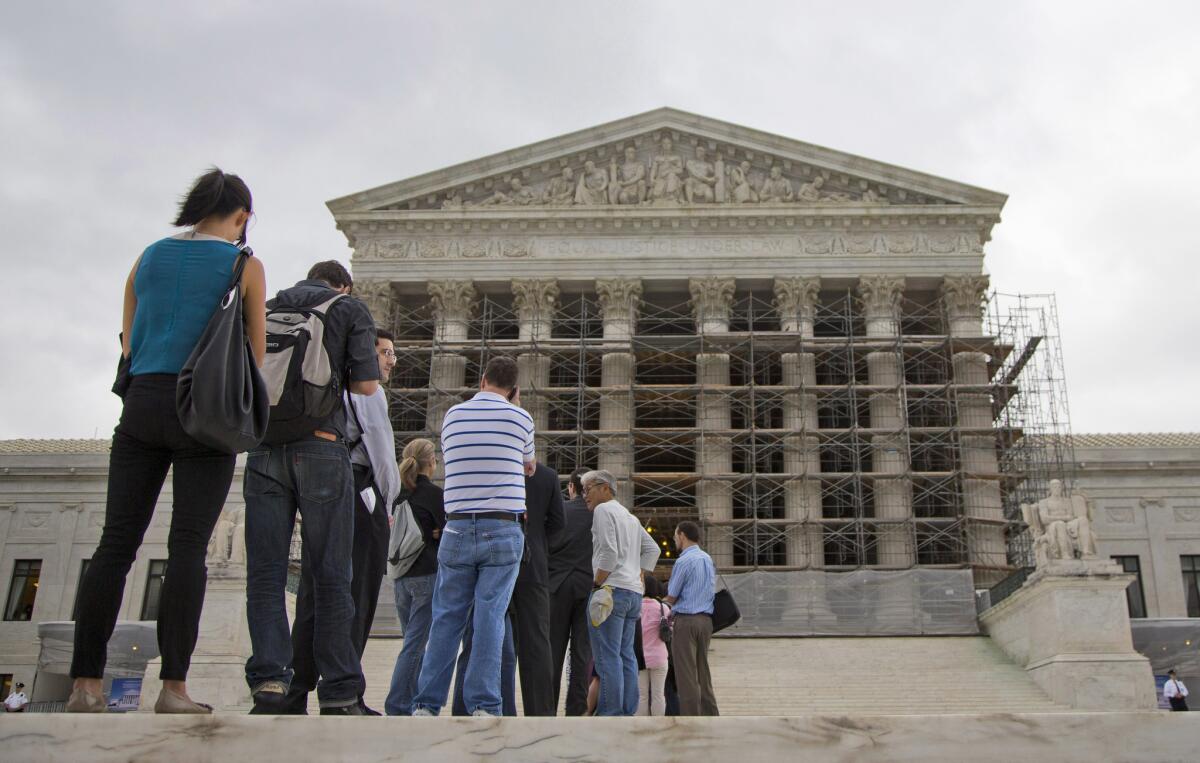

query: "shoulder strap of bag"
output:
227 246 253 293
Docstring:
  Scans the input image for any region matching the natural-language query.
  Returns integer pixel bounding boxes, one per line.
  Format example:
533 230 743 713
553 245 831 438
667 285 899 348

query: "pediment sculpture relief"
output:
417 133 933 211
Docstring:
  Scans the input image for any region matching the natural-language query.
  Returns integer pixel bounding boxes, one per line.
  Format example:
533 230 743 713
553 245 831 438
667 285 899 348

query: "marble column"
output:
858 276 913 568
512 279 559 434
775 277 822 568
691 277 736 568
596 278 641 507
942 276 1005 584
353 278 396 333
426 280 476 436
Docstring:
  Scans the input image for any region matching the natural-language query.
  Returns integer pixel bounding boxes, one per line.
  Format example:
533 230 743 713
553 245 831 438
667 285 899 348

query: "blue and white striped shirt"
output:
441 391 535 515
668 545 716 615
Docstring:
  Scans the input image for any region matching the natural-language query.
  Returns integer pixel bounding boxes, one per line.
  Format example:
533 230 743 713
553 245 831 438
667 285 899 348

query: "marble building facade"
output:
328 108 1013 585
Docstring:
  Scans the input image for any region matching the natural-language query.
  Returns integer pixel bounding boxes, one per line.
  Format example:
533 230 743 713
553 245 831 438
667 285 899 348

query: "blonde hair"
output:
399 438 436 490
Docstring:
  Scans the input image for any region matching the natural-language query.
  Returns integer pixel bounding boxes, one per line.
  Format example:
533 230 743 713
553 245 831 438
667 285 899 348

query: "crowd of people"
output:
60 168 721 717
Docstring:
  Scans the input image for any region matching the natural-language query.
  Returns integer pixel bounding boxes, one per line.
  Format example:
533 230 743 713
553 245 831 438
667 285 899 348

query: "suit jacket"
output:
517 463 566 589
547 495 594 597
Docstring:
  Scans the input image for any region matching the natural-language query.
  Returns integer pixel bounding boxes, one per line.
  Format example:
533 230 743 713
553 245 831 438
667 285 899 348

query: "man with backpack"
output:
243 260 380 716
282 327 401 714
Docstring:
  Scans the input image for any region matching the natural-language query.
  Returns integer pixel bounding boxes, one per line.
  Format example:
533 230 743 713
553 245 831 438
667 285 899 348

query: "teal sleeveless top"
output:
129 233 241 375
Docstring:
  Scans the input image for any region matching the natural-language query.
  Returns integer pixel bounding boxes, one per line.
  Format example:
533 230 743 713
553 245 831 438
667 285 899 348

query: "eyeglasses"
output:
380 349 397 359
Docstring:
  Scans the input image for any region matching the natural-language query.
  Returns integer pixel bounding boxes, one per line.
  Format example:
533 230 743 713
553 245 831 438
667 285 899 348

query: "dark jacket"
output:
400 474 445 578
517 463 566 589
547 495 593 597
267 279 380 440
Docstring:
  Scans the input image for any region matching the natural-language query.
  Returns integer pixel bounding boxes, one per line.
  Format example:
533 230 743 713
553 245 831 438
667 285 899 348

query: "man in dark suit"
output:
451 461 564 716
508 462 565 715
547 468 594 716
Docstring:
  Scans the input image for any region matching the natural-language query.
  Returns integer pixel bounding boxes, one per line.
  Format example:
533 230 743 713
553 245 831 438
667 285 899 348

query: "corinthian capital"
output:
427 280 477 320
773 277 821 334
511 279 560 319
596 278 643 320
353 278 395 328
939 274 990 316
857 275 906 316
689 276 736 331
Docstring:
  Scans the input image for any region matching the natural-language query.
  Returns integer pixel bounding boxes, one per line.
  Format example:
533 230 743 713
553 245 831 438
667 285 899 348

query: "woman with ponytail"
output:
384 438 445 716
68 168 267 714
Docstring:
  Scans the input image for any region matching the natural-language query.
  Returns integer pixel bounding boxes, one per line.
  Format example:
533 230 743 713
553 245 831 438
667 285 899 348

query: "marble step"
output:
7 713 1196 763
356 635 1068 717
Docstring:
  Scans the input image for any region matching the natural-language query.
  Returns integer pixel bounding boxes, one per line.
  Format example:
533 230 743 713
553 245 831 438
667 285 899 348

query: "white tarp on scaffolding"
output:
716 569 979 636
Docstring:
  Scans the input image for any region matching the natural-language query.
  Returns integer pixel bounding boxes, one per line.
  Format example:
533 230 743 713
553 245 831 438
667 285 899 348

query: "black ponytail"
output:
173 167 253 244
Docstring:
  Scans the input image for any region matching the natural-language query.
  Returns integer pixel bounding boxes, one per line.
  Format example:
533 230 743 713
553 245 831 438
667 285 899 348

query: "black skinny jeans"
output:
71 375 235 681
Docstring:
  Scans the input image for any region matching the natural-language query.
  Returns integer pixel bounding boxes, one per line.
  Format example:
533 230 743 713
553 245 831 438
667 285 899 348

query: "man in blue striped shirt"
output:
412 356 536 717
665 521 719 715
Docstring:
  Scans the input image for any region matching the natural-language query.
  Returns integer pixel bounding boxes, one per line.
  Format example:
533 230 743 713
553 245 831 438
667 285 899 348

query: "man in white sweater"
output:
581 469 660 716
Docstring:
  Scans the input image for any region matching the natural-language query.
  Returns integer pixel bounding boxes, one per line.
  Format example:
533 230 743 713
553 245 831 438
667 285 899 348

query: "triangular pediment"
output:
327 108 1006 214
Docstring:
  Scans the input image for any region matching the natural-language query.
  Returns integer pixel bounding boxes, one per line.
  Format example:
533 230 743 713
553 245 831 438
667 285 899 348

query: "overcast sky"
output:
1 1 1197 439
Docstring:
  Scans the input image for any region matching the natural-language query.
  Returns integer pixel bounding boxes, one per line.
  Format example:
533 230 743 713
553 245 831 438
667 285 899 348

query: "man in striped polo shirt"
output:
412 355 535 717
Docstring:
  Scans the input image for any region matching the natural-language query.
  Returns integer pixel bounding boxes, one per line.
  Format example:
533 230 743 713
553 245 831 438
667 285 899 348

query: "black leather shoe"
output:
249 681 289 715
320 703 365 716
358 700 381 716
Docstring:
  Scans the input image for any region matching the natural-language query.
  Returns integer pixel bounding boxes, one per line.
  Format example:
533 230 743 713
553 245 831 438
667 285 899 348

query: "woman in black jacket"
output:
383 438 445 715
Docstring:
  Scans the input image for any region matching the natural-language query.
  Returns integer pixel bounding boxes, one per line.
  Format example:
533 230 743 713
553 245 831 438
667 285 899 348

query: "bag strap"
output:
226 246 253 294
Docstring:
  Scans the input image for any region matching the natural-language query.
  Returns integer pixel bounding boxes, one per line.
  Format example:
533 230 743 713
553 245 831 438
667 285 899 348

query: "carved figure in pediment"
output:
758 165 795 203
797 176 824 203
648 137 684 204
610 147 647 205
510 178 538 206
823 188 854 202
574 161 609 205
441 192 464 209
1021 480 1098 568
543 167 576 206
728 160 758 203
684 146 718 204
861 188 887 204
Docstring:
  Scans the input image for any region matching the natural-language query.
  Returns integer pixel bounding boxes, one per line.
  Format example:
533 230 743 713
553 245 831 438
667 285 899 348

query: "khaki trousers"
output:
670 614 719 716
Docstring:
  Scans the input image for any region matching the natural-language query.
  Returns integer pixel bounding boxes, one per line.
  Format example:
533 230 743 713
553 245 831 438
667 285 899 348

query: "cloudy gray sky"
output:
1 1 1197 439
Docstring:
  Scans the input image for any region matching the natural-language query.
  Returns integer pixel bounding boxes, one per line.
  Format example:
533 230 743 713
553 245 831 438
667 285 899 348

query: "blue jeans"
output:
588 586 641 716
452 611 517 716
243 439 361 707
385 573 435 715
411 517 523 715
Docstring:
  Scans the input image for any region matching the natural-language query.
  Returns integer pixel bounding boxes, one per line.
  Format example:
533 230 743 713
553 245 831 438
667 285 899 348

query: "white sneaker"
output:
471 709 497 717
412 708 435 717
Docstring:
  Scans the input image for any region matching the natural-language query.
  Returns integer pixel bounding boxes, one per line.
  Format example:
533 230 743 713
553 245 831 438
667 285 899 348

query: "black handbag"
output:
711 587 741 634
176 248 268 454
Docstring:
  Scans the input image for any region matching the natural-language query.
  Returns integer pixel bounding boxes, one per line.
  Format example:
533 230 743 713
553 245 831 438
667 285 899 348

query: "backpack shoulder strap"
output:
310 293 347 315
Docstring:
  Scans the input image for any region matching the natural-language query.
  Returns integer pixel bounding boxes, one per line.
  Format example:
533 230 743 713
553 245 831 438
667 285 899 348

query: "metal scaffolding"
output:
379 284 1072 589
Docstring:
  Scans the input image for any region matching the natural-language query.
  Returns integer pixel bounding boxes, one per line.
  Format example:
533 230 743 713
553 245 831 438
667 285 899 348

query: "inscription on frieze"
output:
355 232 981 261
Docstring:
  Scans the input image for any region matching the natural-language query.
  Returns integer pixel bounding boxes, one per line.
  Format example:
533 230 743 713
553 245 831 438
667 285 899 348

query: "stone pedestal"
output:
980 560 1157 710
139 563 253 713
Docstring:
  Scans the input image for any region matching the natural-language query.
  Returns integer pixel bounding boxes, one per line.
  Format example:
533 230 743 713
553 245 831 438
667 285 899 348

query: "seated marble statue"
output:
574 160 609 205
684 145 718 203
611 147 647 204
758 165 794 203
508 177 538 206
1021 479 1098 568
797 176 825 203
543 167 576 206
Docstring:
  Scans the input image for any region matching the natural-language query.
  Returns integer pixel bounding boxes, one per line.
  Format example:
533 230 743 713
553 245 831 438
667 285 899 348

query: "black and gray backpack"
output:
260 294 346 444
